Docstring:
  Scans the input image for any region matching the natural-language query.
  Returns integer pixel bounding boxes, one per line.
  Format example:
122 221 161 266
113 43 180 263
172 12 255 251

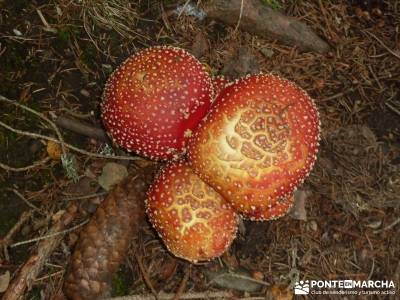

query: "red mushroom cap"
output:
187 74 320 220
101 46 213 160
146 161 238 263
211 75 231 101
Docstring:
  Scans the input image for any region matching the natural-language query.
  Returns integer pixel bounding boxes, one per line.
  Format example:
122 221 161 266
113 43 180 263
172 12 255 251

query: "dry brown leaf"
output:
47 140 62 160
0 271 11 293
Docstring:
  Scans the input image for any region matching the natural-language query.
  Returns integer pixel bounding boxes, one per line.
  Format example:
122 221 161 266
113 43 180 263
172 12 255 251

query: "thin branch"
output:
173 266 191 300
320 88 354 102
385 102 400 117
34 270 64 283
55 115 108 141
209 272 270 287
0 157 51 172
59 107 94 119
0 95 67 158
374 217 400 234
233 0 244 34
9 188 42 212
104 291 234 300
363 30 400 60
0 120 141 161
135 253 159 300
10 219 89 248
62 191 108 201
0 211 32 249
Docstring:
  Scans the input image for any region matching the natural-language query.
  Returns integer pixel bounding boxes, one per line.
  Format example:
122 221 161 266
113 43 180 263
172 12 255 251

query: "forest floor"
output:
0 0 399 299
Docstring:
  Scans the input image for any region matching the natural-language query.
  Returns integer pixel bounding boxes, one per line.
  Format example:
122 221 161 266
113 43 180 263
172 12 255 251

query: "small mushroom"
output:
146 161 238 263
101 46 213 160
188 74 320 220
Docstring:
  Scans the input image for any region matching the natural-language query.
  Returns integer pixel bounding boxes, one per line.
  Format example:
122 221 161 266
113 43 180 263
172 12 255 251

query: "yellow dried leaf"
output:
269 284 293 300
47 140 62 160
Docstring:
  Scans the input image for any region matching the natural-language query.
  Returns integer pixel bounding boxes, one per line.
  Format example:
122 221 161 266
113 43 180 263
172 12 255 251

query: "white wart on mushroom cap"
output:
146 161 238 263
101 46 213 161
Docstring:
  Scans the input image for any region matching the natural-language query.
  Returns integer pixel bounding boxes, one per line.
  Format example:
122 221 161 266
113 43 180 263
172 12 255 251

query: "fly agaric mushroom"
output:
211 75 231 100
146 161 238 262
101 46 213 160
188 74 320 220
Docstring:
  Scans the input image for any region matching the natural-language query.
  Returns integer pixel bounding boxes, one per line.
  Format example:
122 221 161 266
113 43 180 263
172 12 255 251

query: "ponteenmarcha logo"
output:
293 279 396 296
294 280 310 295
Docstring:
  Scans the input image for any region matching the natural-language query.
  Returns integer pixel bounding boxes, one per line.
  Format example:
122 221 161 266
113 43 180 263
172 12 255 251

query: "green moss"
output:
57 28 71 43
111 269 131 296
57 26 81 44
81 43 98 69
27 286 42 300
0 130 16 146
162 0 180 4
260 0 283 10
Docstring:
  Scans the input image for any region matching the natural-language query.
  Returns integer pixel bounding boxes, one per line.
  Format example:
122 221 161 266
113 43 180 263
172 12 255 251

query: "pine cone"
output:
63 169 152 300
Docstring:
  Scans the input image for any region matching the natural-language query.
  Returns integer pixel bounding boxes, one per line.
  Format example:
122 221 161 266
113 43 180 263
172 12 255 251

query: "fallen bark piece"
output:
204 0 330 53
2 205 78 300
55 116 109 142
63 169 153 300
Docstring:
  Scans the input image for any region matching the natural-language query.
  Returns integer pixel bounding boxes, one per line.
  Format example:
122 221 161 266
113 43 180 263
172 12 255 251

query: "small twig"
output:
62 191 108 201
59 107 94 119
0 95 67 158
10 218 89 248
210 272 270 287
374 217 400 234
173 266 191 300
0 120 140 161
55 115 109 142
363 30 400 60
135 253 159 300
2 214 31 245
0 211 32 249
0 95 83 179
34 270 64 283
385 102 400 117
368 258 375 280
9 188 42 212
104 291 234 300
159 1 173 32
177 0 191 19
0 157 51 172
233 0 244 34
36 8 57 33
320 88 354 102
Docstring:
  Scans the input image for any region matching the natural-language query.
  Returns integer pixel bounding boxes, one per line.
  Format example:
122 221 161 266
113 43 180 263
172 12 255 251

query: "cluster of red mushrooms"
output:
101 46 320 263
